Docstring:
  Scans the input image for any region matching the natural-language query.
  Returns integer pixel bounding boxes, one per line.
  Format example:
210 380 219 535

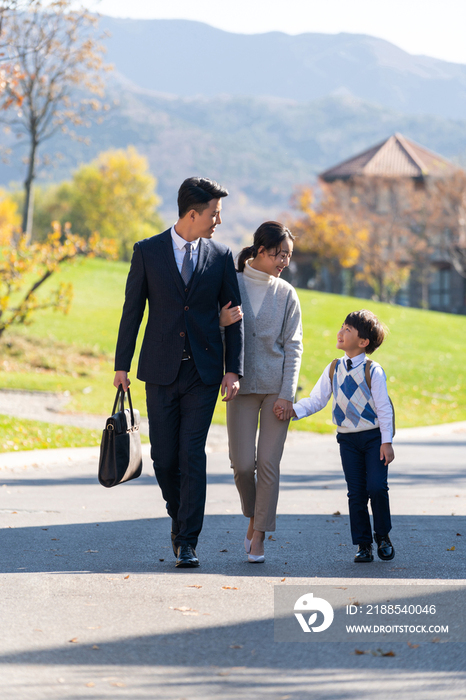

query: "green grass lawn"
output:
1 257 465 440
0 414 103 451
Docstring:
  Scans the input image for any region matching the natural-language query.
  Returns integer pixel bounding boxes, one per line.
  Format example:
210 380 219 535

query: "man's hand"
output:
221 372 240 402
272 399 295 421
219 301 243 327
114 370 130 391
380 443 394 466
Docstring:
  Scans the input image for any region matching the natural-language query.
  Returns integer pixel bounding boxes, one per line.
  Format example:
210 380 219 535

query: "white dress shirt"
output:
293 352 393 443
171 225 200 275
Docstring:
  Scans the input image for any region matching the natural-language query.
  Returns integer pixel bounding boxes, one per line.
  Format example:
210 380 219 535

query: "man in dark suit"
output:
114 177 243 568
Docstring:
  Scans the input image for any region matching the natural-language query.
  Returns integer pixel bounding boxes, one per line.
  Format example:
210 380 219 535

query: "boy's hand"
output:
273 399 296 420
219 301 243 327
380 443 394 466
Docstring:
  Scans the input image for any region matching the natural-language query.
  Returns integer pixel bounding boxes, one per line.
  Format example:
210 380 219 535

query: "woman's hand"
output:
273 398 295 421
219 301 243 327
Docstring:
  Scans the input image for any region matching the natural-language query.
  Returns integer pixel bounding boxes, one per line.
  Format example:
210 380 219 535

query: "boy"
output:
275 309 394 563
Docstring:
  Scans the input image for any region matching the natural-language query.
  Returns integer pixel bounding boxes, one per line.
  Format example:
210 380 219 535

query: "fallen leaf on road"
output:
371 648 395 657
333 511 341 515
111 682 126 687
268 535 276 540
219 549 228 552
186 585 202 588
124 575 130 579
159 558 165 562
407 642 419 649
92 645 99 650
447 546 456 551
68 638 78 643
281 578 286 582
85 683 95 687
354 649 366 655
222 586 238 590
456 533 461 536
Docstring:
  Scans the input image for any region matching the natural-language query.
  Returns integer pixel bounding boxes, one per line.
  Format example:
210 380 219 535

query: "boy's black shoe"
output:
374 532 395 561
354 544 373 563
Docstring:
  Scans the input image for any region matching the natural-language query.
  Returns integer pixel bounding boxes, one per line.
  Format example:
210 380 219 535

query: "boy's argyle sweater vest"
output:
331 359 379 433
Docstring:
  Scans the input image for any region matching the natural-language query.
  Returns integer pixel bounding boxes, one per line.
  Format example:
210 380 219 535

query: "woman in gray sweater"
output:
222 222 303 563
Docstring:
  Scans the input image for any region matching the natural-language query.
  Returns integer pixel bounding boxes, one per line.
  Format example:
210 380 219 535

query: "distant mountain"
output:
3 76 466 249
98 17 466 120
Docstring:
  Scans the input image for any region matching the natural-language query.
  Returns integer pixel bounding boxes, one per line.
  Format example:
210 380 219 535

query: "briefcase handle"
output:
112 384 136 427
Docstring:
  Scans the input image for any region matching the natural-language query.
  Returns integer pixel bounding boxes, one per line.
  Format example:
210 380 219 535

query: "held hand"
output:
273 399 294 421
221 372 240 402
114 370 130 392
380 443 394 466
219 301 243 327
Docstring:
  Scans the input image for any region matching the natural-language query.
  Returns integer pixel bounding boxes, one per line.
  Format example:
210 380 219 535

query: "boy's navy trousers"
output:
336 427 391 544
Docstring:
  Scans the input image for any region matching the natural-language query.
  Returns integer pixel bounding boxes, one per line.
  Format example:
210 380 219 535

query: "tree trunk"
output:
22 137 37 243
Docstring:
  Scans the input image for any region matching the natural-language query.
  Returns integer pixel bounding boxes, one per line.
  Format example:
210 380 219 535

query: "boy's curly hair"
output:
344 310 387 355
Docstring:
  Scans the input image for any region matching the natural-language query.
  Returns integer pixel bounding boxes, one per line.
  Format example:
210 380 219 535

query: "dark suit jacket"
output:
114 228 244 386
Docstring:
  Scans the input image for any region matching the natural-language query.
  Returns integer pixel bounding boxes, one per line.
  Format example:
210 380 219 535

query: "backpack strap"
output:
365 359 372 390
329 359 338 389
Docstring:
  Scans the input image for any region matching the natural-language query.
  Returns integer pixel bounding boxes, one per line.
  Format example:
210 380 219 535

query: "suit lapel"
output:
188 239 210 298
160 229 186 299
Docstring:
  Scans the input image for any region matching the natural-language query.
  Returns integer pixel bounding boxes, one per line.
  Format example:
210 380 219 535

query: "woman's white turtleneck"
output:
242 259 276 317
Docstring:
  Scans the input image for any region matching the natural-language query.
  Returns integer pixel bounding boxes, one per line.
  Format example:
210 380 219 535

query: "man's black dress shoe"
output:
354 544 374 563
175 544 200 568
374 532 395 561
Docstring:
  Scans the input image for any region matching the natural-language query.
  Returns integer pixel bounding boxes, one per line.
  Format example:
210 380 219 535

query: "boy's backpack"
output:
329 358 396 437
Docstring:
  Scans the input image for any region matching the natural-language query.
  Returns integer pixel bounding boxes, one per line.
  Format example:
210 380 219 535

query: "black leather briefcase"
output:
98 385 143 487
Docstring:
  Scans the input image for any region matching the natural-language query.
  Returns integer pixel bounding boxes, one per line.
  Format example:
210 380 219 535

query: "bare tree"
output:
428 170 466 279
0 0 109 240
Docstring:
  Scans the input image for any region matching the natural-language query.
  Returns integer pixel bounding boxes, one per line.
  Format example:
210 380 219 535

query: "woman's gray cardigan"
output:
237 272 303 402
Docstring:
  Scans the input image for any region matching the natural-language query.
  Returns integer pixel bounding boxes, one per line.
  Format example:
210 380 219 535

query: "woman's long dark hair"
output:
237 221 294 272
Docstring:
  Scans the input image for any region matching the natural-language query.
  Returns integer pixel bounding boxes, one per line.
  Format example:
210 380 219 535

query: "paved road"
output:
0 422 465 699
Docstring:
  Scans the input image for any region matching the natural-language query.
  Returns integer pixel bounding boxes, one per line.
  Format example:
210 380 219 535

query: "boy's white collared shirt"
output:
171 225 200 274
293 352 393 444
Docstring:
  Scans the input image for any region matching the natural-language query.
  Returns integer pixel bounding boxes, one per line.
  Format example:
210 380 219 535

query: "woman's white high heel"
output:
248 553 265 563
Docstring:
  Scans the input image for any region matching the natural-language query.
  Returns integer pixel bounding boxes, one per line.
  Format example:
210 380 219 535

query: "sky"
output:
87 0 466 65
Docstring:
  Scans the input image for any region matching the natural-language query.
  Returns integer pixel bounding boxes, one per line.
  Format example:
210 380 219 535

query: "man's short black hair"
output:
344 309 386 355
178 177 229 218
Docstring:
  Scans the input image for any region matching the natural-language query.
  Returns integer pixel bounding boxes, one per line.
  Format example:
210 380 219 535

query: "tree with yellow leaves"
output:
0 188 21 246
31 147 164 261
288 186 368 292
0 220 117 338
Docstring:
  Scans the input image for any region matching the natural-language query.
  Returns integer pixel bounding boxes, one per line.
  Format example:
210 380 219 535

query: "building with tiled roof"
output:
289 134 466 314
319 133 458 182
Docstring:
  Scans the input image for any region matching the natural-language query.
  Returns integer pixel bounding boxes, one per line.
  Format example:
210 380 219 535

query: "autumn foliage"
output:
0 211 117 337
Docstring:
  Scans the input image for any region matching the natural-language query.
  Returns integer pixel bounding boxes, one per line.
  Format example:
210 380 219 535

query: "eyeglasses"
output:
269 250 293 263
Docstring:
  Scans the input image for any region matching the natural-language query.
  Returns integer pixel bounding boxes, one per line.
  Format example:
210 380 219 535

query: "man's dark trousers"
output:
146 359 219 549
337 427 391 544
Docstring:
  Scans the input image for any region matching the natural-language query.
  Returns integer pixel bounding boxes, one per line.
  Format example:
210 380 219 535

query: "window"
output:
429 268 451 309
